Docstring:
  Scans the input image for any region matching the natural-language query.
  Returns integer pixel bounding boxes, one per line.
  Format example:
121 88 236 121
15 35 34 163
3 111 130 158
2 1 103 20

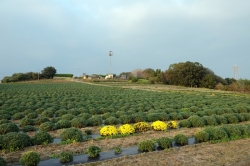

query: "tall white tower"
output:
109 51 113 75
233 64 239 80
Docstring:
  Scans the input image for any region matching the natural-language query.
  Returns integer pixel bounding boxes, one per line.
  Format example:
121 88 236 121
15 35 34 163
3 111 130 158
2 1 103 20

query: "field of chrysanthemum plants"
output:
0 81 250 165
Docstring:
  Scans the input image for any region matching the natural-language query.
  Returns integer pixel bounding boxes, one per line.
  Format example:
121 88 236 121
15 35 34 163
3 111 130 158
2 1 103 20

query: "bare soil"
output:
73 138 250 166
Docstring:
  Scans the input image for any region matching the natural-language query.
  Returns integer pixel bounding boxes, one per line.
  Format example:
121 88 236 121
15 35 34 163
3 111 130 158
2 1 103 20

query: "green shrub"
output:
138 140 155 152
179 112 190 119
0 156 6 166
188 115 205 127
59 152 73 163
55 120 71 129
85 129 92 135
87 146 101 157
241 113 250 121
51 117 62 123
27 113 38 119
102 112 112 119
60 127 83 142
61 114 75 121
87 116 102 126
179 120 192 128
22 125 36 132
68 109 80 116
35 108 45 114
233 113 245 122
204 109 216 116
224 114 239 124
169 112 183 120
41 110 54 118
203 116 218 126
19 118 35 127
147 113 161 122
224 108 234 114
19 151 40 166
78 113 92 120
55 110 68 117
158 113 170 121
220 125 241 138
119 115 134 124
114 146 122 154
133 114 146 123
34 117 50 125
204 127 228 141
0 119 11 125
236 106 247 113
174 134 188 145
71 118 87 128
24 109 33 114
194 130 209 142
13 112 25 120
195 111 206 117
237 124 250 136
157 137 172 149
2 132 31 151
39 122 55 132
104 116 120 125
213 115 228 125
0 114 11 120
32 131 53 145
0 123 19 134
215 109 225 115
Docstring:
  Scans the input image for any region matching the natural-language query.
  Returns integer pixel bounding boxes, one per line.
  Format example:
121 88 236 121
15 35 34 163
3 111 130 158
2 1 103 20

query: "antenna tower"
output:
233 64 239 80
109 51 113 74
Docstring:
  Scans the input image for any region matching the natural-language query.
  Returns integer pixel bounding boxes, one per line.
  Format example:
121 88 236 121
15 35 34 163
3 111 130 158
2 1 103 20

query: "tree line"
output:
122 61 249 91
1 66 57 83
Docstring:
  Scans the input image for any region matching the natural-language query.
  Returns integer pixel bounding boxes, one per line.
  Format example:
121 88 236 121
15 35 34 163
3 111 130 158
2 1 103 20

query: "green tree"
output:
165 61 205 87
142 68 155 79
41 66 57 79
201 74 216 89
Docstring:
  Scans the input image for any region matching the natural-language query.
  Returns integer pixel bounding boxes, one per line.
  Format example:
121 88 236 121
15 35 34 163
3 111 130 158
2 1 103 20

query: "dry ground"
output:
73 138 250 166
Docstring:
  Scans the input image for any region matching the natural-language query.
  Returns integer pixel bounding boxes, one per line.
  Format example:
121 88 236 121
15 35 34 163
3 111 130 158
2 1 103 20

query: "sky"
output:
0 0 249 80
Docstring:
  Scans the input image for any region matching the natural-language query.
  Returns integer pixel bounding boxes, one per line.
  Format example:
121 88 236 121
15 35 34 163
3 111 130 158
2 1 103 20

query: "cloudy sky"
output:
0 0 249 80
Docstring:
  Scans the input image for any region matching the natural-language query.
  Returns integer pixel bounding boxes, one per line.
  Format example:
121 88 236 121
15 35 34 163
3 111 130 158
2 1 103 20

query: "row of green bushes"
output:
2 103 249 118
0 127 93 152
0 131 54 151
195 123 250 142
179 113 250 128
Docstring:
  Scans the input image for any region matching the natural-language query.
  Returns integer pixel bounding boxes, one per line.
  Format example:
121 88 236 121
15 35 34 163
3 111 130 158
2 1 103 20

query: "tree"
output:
142 68 155 79
200 74 216 89
41 66 56 79
130 69 143 78
165 61 205 87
